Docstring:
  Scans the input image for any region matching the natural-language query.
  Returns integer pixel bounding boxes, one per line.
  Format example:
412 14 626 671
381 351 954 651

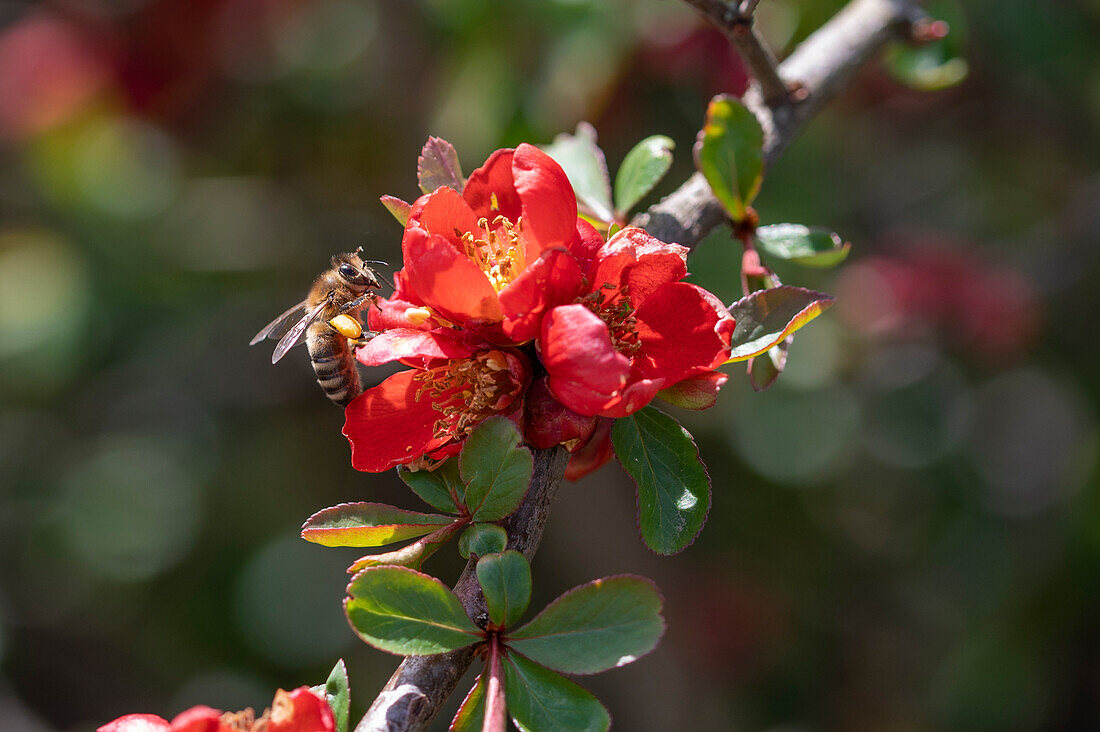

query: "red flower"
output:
538 227 734 418
395 144 598 344
99 688 333 732
346 328 531 472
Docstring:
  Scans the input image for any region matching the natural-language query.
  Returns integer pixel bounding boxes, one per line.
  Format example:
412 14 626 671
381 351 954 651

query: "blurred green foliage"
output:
0 0 1098 730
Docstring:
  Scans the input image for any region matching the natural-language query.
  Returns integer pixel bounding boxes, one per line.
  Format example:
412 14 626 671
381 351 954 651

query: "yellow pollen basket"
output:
459 215 526 293
329 314 363 339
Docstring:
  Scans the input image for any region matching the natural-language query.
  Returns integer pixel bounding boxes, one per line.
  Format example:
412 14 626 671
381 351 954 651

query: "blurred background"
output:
0 0 1098 729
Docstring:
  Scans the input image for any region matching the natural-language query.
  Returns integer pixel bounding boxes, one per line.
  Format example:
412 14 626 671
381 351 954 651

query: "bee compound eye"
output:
338 263 358 280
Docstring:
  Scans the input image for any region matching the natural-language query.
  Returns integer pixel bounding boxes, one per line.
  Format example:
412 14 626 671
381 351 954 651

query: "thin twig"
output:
681 0 790 107
634 0 921 248
357 1 921 729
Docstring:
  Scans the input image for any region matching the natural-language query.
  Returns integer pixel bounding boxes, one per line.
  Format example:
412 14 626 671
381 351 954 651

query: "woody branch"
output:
357 0 922 729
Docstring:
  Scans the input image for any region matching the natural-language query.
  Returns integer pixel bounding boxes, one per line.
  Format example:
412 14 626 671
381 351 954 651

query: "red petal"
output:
633 282 734 382
657 371 728 410
343 369 451 472
356 327 475 366
570 218 604 276
402 227 502 325
540 304 630 416
498 248 585 343
591 227 688 303
98 715 173 732
513 143 578 261
366 296 430 332
564 419 614 480
407 186 479 249
267 688 335 732
597 376 664 418
172 707 221 732
463 148 521 220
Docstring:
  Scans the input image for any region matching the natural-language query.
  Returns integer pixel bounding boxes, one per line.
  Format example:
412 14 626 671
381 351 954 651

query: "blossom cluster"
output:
99 687 334 732
343 144 734 478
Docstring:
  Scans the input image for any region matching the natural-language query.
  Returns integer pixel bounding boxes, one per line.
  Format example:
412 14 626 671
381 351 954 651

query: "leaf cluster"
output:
344 550 664 732
301 417 530 570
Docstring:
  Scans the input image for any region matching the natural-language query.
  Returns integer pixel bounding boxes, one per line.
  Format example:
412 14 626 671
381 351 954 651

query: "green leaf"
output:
320 659 350 732
347 523 459 572
725 286 835 362
748 339 789 392
301 503 454 548
502 651 610 732
656 372 726 410
458 522 508 559
418 136 465 194
476 551 531 629
460 417 533 522
380 195 411 227
508 575 664 674
613 135 674 216
398 461 463 513
612 407 710 555
887 41 968 91
755 224 851 268
345 566 482 655
448 674 486 732
886 0 968 91
541 122 614 223
694 94 764 220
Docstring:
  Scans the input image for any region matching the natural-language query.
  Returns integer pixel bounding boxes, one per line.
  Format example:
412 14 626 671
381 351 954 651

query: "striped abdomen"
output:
307 323 361 407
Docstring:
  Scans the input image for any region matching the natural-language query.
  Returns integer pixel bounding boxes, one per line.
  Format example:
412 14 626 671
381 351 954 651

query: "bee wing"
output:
250 300 309 346
271 300 328 364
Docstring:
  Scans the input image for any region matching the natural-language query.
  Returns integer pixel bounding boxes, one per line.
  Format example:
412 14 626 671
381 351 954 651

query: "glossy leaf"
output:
476 551 531 629
612 407 710 555
748 339 789 392
380 195 411 227
458 522 507 559
725 286 835 362
346 524 458 572
448 674 486 732
418 136 465 194
460 417 533 522
502 651 610 732
755 224 851 268
398 460 463 513
695 94 764 220
320 659 349 732
541 122 614 223
345 566 481 655
613 135 674 215
301 503 454 548
508 575 664 674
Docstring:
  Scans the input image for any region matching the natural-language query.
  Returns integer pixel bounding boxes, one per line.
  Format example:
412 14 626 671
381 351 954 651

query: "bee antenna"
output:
363 259 388 267
375 271 395 290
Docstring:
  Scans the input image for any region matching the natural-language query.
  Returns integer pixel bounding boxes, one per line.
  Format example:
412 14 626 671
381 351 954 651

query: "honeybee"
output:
250 249 385 407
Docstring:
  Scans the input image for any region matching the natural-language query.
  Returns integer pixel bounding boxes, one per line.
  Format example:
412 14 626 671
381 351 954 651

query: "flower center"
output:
414 349 522 442
458 215 527 293
580 283 642 355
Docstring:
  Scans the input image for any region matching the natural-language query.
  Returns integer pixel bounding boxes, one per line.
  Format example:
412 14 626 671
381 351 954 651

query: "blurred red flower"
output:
99 687 334 732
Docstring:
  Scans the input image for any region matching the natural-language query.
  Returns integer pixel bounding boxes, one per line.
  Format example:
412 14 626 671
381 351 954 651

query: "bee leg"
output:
338 293 377 315
350 330 379 349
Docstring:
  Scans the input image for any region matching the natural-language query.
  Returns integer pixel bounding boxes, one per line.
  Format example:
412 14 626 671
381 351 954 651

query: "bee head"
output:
334 252 385 293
